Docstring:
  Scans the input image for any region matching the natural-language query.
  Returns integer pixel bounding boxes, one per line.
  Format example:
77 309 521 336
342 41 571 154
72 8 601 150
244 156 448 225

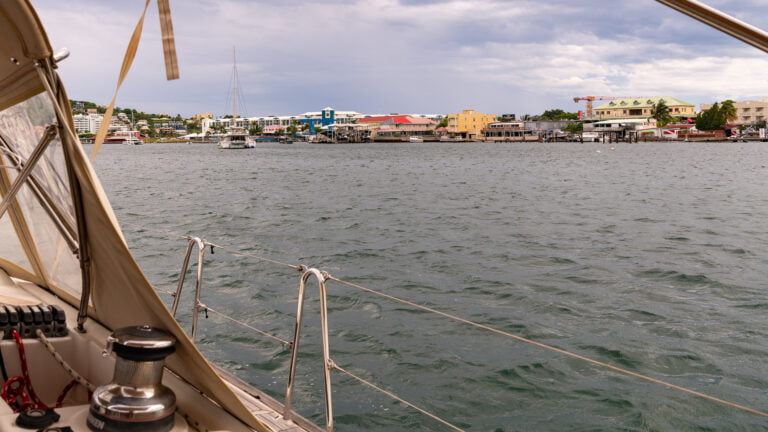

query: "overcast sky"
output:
32 0 768 118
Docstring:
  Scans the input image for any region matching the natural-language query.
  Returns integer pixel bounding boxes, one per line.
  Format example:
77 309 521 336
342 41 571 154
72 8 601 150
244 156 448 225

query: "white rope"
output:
36 329 96 392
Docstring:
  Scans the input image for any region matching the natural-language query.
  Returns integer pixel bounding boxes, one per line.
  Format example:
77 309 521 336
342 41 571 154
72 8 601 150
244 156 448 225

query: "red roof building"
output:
358 115 436 139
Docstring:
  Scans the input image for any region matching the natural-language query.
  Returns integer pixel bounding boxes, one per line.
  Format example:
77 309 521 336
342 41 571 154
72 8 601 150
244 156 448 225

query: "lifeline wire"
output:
125 221 768 420
204 305 291 347
121 222 300 271
329 276 768 419
333 363 465 432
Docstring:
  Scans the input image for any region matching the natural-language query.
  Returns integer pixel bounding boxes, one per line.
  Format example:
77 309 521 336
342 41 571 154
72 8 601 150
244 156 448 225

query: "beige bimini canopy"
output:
0 1 268 430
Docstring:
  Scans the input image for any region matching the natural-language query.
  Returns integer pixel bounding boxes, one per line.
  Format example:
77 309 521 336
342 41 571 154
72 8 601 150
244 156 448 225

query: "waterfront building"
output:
191 113 214 122
583 118 657 140
356 115 398 128
153 119 186 135
357 115 436 139
73 113 104 134
89 113 103 133
201 107 365 135
481 121 538 141
200 108 443 136
446 109 497 140
700 98 768 124
73 114 89 133
593 97 695 120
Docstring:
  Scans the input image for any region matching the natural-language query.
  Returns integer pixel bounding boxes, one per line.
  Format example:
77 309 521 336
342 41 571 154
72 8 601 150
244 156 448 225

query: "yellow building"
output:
593 97 695 120
447 109 497 139
191 112 214 122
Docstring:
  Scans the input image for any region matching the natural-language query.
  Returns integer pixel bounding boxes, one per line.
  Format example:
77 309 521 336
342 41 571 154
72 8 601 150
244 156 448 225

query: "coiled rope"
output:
124 222 768 421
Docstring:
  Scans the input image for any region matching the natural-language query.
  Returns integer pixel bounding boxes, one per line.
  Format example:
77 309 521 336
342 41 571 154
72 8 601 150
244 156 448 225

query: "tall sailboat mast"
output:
219 47 252 149
232 46 238 120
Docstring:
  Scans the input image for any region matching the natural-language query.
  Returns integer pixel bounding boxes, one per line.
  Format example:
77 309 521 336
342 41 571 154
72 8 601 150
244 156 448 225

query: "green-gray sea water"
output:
93 141 768 431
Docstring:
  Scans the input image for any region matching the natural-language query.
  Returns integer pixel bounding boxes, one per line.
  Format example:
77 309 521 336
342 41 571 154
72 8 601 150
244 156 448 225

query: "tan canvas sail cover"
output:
0 1 269 430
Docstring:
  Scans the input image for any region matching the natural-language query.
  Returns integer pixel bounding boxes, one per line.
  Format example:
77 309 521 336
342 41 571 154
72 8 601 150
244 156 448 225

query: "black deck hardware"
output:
0 305 67 339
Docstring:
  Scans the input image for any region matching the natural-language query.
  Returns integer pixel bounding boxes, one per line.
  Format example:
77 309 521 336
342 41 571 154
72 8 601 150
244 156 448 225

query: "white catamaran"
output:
0 1 766 432
219 48 254 150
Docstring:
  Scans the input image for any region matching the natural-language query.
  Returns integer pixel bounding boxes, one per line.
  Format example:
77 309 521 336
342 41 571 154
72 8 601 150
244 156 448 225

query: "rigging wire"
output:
222 49 248 120
205 305 292 347
121 222 300 270
123 221 768 420
332 363 465 432
328 277 768 418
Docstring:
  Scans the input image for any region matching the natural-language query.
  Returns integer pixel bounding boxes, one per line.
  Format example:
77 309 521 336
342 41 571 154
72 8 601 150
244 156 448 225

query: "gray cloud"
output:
32 0 768 117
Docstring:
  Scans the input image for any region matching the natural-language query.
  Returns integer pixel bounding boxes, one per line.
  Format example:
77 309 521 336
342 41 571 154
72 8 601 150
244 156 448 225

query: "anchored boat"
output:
219 48 254 150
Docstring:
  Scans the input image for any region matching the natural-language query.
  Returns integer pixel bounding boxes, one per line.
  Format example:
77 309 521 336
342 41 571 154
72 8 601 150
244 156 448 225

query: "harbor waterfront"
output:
95 141 768 431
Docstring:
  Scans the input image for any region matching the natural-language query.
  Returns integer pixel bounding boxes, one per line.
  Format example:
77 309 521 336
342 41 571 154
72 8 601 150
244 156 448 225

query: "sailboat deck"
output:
214 365 324 432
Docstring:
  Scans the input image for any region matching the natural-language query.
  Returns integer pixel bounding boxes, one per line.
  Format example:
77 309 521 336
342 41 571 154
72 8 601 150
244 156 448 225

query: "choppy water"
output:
93 141 768 431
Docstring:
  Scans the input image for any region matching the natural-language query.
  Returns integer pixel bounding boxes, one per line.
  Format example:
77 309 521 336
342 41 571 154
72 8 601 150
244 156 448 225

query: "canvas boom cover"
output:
0 1 269 430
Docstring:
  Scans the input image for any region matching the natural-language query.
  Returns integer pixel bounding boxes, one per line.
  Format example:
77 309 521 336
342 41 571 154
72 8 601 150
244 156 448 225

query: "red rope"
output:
55 380 78 408
10 330 49 410
3 330 50 410
1 376 32 412
1 330 80 412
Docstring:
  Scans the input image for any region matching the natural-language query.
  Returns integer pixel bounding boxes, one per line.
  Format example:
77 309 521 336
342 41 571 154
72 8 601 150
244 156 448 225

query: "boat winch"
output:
87 325 176 432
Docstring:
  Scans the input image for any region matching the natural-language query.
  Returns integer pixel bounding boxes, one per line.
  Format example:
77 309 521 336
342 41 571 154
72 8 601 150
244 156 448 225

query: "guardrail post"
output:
284 267 334 431
170 237 206 340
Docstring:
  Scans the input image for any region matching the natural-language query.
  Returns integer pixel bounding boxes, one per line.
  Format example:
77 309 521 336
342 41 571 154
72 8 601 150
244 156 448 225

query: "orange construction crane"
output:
573 96 623 119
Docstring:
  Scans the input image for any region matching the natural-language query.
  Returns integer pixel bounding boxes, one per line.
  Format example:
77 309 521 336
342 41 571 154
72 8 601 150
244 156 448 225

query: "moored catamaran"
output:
0 1 767 431
219 48 254 150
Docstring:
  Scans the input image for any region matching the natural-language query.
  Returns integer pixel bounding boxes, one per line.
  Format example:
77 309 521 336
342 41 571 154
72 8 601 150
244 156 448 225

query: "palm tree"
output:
248 121 262 136
720 100 737 123
652 99 673 127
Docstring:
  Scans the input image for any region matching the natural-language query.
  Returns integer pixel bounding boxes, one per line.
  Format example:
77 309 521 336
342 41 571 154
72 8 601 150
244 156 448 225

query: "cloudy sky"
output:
32 0 768 118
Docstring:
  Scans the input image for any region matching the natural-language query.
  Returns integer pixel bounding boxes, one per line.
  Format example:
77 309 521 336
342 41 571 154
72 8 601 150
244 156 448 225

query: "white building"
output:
73 114 89 133
201 108 443 135
73 113 104 134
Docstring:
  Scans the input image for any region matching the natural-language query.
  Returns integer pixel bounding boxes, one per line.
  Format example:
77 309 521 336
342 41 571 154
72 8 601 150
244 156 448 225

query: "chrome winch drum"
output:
87 325 177 432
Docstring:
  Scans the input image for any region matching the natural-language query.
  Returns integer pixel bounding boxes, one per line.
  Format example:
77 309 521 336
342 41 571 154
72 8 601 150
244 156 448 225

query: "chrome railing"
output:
170 237 207 341
284 267 335 431
149 225 768 432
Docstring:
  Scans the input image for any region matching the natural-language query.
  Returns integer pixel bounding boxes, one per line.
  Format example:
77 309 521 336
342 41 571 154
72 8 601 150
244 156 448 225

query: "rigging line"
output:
118 221 767 417
153 282 292 346
121 221 189 241
152 285 176 296
204 241 300 271
332 363 465 432
232 53 248 118
205 305 292 347
121 221 301 270
328 276 768 419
